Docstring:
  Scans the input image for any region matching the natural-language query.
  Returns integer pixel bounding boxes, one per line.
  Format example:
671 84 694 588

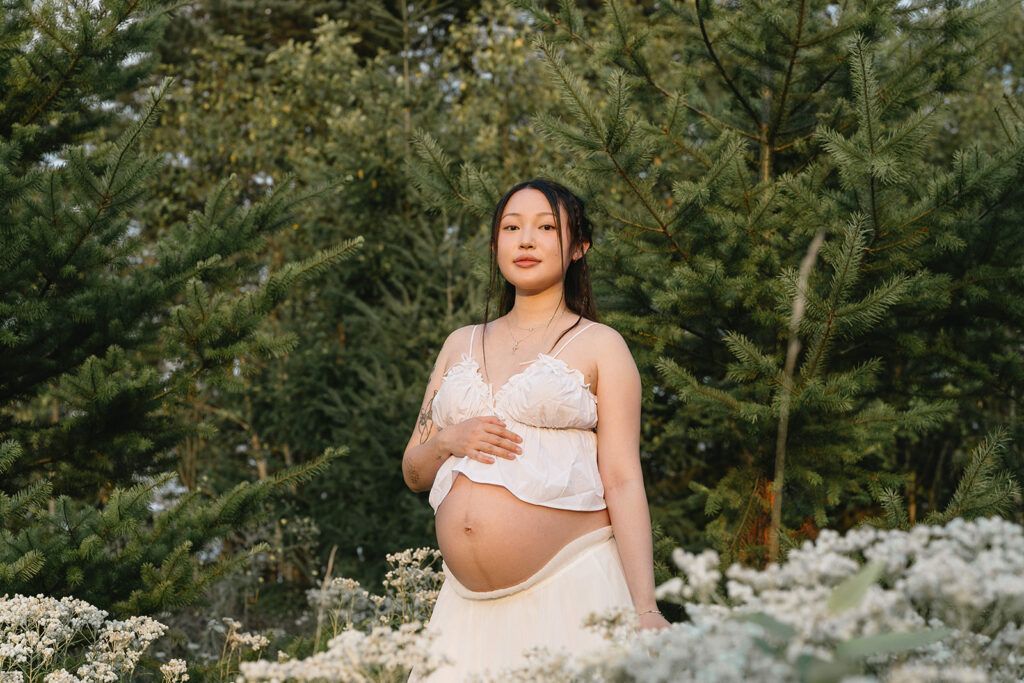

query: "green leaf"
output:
827 561 884 615
739 612 797 640
836 628 953 659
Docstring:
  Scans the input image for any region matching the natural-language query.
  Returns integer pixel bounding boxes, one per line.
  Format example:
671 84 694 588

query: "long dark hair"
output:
480 179 598 372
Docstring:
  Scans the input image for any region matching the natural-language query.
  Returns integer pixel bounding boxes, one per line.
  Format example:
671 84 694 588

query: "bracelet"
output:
637 608 662 616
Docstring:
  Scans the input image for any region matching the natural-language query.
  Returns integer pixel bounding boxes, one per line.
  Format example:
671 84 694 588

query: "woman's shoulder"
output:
435 323 479 361
577 319 627 345
575 320 635 364
443 323 479 347
427 325 477 379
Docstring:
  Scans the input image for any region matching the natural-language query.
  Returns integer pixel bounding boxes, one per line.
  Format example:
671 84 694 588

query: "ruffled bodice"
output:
428 328 605 512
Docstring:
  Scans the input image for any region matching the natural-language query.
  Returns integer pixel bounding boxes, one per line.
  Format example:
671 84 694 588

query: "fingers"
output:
481 416 522 443
467 449 496 465
460 413 528 462
482 420 522 460
470 436 520 462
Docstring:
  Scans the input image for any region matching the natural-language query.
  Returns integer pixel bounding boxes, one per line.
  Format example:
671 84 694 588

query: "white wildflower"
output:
160 658 190 683
239 620 442 682
0 594 165 682
222 617 270 653
306 546 443 635
581 606 637 643
452 517 1024 681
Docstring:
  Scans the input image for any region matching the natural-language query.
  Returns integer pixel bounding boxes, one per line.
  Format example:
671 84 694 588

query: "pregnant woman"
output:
402 179 670 680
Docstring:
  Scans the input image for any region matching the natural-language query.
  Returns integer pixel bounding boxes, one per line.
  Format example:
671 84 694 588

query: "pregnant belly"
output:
435 473 611 592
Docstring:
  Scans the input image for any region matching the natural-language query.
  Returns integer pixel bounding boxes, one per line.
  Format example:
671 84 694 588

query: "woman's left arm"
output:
594 328 671 631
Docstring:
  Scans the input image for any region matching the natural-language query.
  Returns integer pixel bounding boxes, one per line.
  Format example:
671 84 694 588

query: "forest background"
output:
2 0 1023 670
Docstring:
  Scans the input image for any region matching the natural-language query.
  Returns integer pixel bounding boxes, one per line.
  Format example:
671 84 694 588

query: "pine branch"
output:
21 0 153 128
800 215 877 382
0 439 22 475
937 426 1020 523
851 35 883 236
722 331 781 383
408 128 469 211
512 0 595 50
695 0 761 131
268 447 345 489
102 78 172 202
0 478 51 529
831 273 910 339
0 549 45 585
879 487 910 530
257 238 365 311
535 37 606 149
766 0 808 147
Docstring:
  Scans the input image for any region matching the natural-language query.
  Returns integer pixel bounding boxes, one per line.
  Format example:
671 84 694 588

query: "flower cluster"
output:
253 547 446 680
380 548 444 626
0 594 165 683
692 515 1024 678
655 548 721 603
306 547 443 635
490 516 1024 681
222 618 270 652
22 516 1012 682
215 617 271 680
580 606 638 644
239 622 441 682
496 617 797 683
159 658 189 683
306 578 378 632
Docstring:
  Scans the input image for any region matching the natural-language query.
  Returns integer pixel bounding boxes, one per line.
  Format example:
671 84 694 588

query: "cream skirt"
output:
411 525 633 682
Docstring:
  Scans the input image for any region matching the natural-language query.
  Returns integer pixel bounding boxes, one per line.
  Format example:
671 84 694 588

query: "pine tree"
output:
412 0 1024 563
1 0 361 612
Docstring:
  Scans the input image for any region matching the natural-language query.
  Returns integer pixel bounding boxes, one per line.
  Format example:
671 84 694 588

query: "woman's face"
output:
495 188 583 294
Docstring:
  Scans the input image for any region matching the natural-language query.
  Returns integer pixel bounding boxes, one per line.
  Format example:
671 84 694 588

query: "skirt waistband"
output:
441 525 614 601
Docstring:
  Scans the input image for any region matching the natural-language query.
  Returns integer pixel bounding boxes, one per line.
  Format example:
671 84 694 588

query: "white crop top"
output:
428 322 605 513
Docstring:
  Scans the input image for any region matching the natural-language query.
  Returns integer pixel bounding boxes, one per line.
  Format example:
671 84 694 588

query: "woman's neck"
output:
508 288 572 329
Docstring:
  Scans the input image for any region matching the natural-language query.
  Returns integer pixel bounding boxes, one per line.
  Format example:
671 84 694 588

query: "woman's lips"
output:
514 258 540 267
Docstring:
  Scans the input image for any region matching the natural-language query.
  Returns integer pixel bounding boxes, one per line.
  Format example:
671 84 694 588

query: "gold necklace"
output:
506 307 567 352
506 318 537 352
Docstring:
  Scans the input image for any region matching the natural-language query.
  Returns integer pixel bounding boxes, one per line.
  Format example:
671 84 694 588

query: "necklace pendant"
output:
512 340 519 352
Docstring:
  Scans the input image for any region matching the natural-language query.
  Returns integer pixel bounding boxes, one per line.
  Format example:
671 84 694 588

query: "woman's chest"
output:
432 354 597 430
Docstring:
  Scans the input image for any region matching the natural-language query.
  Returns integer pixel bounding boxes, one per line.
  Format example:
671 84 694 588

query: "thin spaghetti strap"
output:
467 324 478 357
551 322 598 359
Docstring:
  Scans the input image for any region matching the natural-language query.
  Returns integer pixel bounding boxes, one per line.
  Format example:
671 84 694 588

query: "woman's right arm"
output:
402 353 451 492
402 327 522 493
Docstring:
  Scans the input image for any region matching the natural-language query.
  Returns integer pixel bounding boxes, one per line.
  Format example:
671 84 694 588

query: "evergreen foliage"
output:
411 0 1024 562
871 425 1022 530
1 440 342 615
1 0 361 613
1 0 169 165
137 0 580 592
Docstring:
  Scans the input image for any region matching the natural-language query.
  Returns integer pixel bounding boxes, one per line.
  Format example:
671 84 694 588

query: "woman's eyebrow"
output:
502 212 556 218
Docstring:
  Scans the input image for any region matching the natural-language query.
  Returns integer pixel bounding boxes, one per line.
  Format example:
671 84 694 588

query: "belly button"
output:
463 525 473 535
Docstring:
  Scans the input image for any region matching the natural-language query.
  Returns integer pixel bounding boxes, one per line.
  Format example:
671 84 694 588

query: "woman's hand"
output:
438 416 522 464
637 611 671 631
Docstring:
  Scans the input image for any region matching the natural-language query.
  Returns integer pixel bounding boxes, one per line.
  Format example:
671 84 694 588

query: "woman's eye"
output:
502 224 518 230
541 224 556 230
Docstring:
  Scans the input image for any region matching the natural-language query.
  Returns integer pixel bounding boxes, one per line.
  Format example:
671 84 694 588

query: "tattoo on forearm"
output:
417 390 438 445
